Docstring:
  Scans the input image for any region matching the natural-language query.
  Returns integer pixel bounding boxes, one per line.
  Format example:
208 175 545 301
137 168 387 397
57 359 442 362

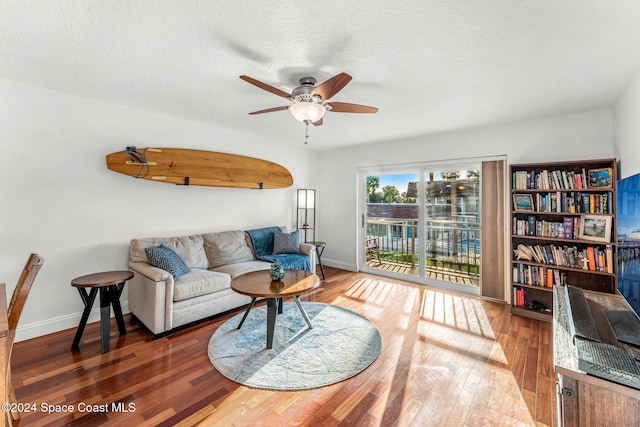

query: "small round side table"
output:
71 270 134 353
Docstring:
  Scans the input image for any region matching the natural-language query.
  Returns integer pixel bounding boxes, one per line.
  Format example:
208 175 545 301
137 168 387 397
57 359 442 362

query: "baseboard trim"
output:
322 258 356 272
16 301 130 342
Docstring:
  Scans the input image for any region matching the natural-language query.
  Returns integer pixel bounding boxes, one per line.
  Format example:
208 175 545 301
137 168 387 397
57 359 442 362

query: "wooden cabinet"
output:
510 159 618 321
553 286 640 426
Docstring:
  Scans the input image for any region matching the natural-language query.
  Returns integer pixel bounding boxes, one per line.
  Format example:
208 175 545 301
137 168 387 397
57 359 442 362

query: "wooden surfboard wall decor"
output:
105 147 293 189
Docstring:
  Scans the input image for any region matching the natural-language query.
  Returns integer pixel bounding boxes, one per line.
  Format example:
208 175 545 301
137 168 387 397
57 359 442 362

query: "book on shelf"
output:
587 247 596 271
563 217 574 239
561 171 570 189
598 250 606 272
554 270 562 285
557 219 566 239
540 170 550 189
582 193 589 212
527 215 536 236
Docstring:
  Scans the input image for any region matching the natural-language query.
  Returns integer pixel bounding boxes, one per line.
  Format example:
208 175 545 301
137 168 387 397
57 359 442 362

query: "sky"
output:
376 173 419 191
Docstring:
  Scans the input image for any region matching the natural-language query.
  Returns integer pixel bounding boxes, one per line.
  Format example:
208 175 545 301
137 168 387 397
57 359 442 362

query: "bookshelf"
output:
510 158 618 321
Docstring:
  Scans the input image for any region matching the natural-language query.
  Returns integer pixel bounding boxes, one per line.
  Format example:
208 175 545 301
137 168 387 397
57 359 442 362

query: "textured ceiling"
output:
2 1 640 150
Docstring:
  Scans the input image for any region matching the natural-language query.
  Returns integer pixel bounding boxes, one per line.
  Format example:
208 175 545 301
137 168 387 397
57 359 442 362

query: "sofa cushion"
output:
145 245 189 279
130 235 208 269
203 230 253 268
211 260 271 278
173 269 231 302
273 230 302 254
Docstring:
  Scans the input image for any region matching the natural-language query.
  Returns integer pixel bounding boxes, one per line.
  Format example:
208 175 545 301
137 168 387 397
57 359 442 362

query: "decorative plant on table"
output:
269 261 285 281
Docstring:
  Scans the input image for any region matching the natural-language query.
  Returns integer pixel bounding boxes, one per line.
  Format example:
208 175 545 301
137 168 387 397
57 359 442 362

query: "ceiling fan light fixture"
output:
289 102 326 123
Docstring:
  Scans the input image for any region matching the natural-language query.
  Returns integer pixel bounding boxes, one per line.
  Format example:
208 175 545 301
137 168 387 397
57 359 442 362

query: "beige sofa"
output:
127 228 316 335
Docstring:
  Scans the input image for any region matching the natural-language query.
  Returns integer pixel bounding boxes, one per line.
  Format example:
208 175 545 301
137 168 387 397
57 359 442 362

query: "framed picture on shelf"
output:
513 194 534 212
579 215 612 242
587 167 613 189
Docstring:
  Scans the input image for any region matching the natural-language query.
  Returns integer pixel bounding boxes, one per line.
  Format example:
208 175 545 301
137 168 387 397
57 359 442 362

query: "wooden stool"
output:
71 270 133 353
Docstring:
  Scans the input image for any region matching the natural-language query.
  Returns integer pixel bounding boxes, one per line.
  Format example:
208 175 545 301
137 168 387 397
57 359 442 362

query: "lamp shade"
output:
289 102 326 123
297 189 315 209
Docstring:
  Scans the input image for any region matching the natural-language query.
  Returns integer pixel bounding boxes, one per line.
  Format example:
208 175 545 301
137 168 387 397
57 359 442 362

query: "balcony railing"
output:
619 240 640 260
366 217 480 285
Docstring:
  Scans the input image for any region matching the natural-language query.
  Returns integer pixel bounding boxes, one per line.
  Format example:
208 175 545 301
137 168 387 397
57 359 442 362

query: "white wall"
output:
615 68 640 178
0 77 318 341
317 109 615 271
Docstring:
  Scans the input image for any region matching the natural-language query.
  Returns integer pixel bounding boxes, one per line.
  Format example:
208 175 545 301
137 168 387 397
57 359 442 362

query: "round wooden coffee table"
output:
231 269 320 349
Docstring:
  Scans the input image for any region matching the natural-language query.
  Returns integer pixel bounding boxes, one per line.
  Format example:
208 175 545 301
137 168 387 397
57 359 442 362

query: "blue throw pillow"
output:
272 231 302 255
145 244 189 279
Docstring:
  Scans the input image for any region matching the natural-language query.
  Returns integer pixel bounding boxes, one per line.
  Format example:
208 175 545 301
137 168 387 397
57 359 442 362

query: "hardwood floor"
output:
11 267 556 426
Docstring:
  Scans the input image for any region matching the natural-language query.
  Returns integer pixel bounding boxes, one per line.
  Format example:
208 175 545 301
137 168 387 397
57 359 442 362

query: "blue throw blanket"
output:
259 254 312 272
247 226 281 258
246 227 312 272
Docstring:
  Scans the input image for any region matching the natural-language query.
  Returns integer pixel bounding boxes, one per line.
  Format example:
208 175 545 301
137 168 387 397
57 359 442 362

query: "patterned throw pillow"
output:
272 231 302 255
145 244 189 279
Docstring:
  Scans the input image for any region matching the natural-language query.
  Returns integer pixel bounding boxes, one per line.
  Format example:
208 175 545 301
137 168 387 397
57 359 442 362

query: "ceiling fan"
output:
240 72 378 143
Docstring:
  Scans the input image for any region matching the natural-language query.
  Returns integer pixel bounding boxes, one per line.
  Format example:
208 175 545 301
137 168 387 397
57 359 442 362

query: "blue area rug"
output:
208 302 382 390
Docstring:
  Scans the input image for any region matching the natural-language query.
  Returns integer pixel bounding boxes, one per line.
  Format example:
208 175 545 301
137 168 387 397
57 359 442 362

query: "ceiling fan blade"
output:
312 118 323 126
326 102 378 114
248 106 290 115
240 75 291 98
311 72 352 100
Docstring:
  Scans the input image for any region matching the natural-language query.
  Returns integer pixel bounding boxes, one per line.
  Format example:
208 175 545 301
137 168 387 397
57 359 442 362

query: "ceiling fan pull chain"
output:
304 121 310 144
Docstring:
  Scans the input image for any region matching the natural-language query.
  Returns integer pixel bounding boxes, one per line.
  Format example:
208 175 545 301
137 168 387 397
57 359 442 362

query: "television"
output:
608 172 640 346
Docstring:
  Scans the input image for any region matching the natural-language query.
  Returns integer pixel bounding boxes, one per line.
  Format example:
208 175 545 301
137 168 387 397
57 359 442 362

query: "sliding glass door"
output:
360 161 482 293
